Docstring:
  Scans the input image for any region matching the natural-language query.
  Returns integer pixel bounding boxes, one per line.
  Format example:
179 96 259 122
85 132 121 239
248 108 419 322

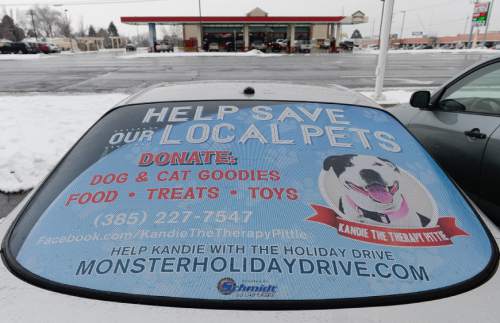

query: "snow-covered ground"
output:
0 54 48 60
359 89 413 105
359 48 499 55
0 93 127 192
120 49 284 59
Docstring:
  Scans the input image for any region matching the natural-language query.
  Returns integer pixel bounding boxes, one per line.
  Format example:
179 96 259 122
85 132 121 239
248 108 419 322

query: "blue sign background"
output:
16 103 493 300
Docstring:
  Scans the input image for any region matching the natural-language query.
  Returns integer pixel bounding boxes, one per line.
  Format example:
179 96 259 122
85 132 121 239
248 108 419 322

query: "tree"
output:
33 5 62 37
351 29 363 39
26 29 37 38
0 15 25 41
76 16 85 37
96 28 108 38
88 25 96 37
56 10 72 38
96 27 110 47
107 21 118 37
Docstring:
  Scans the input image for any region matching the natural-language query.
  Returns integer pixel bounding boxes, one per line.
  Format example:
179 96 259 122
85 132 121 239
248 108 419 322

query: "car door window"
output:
439 62 500 115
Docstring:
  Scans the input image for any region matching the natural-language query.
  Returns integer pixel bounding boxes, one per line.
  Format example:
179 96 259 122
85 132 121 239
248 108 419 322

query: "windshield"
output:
5 100 496 308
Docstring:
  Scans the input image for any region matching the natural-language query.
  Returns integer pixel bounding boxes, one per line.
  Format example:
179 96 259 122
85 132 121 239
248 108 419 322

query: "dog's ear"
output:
378 157 400 173
323 154 356 176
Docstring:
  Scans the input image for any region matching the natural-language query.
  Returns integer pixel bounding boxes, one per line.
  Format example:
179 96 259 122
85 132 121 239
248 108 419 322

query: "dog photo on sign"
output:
319 154 438 228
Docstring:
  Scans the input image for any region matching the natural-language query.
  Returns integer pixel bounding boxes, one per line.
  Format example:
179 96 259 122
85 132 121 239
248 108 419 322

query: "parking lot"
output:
1 50 498 93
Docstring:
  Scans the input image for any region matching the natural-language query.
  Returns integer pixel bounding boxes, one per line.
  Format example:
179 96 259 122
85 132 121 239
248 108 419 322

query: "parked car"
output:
37 42 50 54
125 43 137 52
250 40 267 52
299 40 312 53
0 39 13 53
156 41 174 52
47 43 61 53
208 42 219 52
269 42 283 52
25 42 41 54
1 42 37 54
339 40 354 51
224 41 244 52
275 38 288 49
0 82 498 321
294 40 312 53
319 39 331 49
390 56 500 226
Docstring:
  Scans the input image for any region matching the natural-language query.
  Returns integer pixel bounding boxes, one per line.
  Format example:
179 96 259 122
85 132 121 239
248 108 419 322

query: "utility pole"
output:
399 10 406 41
64 9 74 52
375 0 395 100
28 9 37 41
198 0 202 51
463 15 469 36
468 0 478 48
484 0 495 42
378 0 386 47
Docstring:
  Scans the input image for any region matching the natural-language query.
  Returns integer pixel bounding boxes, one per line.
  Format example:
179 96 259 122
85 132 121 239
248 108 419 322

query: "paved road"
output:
1 51 498 93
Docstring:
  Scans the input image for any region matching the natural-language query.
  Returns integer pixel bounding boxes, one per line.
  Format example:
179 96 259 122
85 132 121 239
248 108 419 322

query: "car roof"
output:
120 81 379 108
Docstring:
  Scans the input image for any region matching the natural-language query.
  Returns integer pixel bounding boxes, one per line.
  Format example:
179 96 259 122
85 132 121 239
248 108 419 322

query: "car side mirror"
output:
410 91 431 109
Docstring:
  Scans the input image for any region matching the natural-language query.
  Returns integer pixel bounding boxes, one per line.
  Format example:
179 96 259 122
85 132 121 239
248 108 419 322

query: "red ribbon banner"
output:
307 204 469 247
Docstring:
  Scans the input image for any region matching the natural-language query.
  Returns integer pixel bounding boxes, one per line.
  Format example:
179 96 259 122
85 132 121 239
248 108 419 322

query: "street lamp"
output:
400 10 406 40
378 0 385 47
198 0 202 51
53 4 74 52
64 9 74 52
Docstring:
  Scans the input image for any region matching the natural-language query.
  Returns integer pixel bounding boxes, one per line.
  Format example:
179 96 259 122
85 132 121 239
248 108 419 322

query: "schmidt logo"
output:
217 277 237 295
217 278 278 297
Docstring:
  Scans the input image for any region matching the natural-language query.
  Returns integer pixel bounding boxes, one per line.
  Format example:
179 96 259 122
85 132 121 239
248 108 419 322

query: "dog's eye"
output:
389 181 399 194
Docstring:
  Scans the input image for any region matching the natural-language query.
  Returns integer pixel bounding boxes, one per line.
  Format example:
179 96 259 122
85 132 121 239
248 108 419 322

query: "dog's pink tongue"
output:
367 184 393 204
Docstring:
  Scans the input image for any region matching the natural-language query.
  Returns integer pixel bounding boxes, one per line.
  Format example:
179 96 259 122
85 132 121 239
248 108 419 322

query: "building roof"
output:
121 15 347 25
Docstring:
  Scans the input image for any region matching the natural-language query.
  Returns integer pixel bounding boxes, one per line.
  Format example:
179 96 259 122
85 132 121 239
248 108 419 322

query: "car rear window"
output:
4 100 497 309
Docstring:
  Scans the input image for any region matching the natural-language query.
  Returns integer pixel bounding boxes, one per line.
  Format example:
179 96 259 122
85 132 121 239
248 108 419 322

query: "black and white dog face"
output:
321 154 432 227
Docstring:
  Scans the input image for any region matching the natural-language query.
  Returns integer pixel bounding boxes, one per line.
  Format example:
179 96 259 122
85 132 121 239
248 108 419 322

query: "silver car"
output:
0 82 498 322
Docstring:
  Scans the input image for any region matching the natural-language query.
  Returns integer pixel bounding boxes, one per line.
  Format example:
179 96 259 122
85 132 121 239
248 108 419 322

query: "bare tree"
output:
76 16 85 37
56 10 72 37
33 5 62 37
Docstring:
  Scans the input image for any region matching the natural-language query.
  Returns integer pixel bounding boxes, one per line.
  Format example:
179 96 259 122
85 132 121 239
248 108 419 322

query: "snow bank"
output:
360 48 499 55
360 90 413 105
120 50 283 59
0 54 46 60
0 93 127 192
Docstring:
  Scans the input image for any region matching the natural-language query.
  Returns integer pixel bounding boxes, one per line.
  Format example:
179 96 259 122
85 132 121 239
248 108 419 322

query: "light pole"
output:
375 0 395 100
399 10 406 41
463 15 469 36
378 0 385 47
64 9 74 52
484 0 495 42
468 0 478 48
198 0 202 51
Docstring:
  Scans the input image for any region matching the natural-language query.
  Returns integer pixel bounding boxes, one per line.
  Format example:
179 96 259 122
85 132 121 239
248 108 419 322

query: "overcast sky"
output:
0 0 497 38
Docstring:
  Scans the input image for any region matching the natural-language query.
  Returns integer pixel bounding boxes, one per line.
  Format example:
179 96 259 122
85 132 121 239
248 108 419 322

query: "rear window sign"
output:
13 102 493 303
314 154 468 247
